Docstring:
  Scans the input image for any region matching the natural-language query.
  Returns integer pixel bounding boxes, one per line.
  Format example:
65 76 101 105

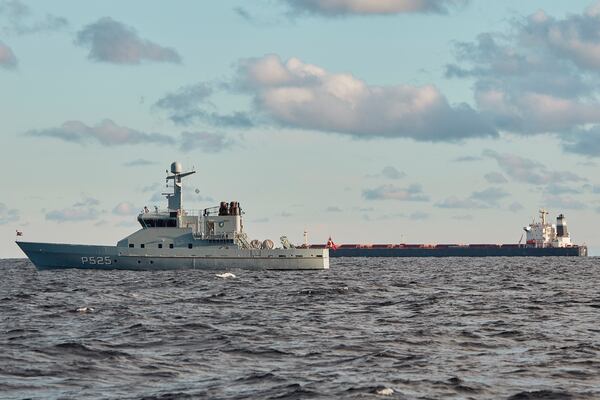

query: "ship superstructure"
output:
17 162 329 270
524 209 572 248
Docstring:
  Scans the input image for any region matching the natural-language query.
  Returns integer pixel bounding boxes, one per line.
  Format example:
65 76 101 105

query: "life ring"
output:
218 221 225 228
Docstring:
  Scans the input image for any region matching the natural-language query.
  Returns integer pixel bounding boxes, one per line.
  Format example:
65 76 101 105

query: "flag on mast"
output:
326 236 337 250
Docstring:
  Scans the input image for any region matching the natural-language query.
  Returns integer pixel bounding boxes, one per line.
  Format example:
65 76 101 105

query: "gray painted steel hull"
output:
16 241 329 271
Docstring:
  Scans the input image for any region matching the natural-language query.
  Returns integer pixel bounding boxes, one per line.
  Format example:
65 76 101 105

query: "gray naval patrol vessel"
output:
17 162 329 270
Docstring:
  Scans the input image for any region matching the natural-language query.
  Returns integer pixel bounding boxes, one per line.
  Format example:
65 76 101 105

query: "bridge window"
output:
169 244 174 249
139 217 178 228
141 244 145 249
129 244 134 248
158 244 163 249
188 243 193 249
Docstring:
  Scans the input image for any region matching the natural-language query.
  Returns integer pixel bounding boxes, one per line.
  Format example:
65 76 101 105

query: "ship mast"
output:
166 161 195 212
539 208 548 226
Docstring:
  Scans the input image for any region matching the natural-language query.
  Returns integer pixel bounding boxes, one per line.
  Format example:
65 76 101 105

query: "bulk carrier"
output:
307 210 587 257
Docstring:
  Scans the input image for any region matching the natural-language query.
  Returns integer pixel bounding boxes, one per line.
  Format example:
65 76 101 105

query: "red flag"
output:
16 230 23 237
326 237 338 250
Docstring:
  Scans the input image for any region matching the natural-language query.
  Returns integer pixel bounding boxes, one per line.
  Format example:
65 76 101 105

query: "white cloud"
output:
483 150 585 185
367 166 406 179
543 194 586 210
73 197 100 207
237 54 495 141
436 186 509 209
436 196 487 209
484 172 508 184
446 3 600 147
521 4 600 71
46 208 99 222
179 131 235 153
123 159 158 167
75 17 181 64
563 127 600 157
282 0 467 16
26 119 176 146
113 202 139 216
363 183 429 201
453 155 482 162
45 196 102 222
0 0 67 35
155 83 253 127
508 202 524 212
381 166 406 180
0 40 17 69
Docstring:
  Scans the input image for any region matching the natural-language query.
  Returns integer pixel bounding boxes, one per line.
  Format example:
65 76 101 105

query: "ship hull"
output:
327 246 587 257
16 242 329 271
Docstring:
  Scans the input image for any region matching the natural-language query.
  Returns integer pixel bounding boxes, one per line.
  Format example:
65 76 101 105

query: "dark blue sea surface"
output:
1 257 599 399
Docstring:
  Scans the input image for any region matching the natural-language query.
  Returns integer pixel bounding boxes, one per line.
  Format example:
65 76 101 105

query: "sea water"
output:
1 257 599 399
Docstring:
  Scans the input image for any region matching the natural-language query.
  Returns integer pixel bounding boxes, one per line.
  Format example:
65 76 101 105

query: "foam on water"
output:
216 272 236 279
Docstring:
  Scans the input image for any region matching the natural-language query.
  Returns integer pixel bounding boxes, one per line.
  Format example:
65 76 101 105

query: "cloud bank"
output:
236 54 495 141
26 119 176 146
179 131 236 153
26 119 235 153
113 202 138 216
483 150 584 185
436 187 509 209
46 197 101 222
0 0 67 35
155 83 253 128
363 183 429 201
76 17 181 64
446 2 600 155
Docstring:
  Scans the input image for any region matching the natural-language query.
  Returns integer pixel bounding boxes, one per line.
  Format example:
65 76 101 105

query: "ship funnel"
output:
556 214 569 237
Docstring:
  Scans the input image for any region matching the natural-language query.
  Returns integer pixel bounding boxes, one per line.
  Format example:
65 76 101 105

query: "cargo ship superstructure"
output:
17 162 329 270
307 210 587 257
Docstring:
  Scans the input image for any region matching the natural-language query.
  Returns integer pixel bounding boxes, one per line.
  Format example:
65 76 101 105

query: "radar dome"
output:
262 239 274 249
171 162 182 174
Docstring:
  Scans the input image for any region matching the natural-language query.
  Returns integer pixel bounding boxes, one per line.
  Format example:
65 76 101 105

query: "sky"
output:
2 0 600 257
